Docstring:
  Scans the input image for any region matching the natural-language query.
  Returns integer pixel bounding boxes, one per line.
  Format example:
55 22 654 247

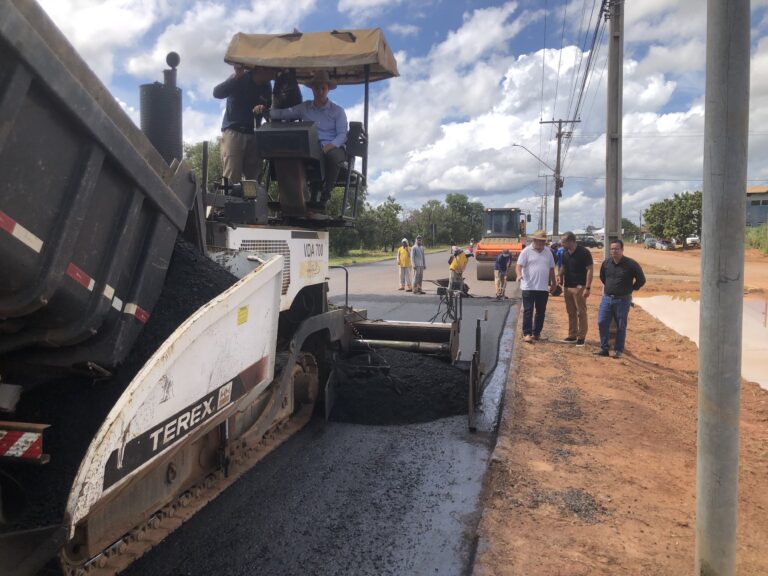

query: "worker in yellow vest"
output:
448 248 473 291
397 238 413 291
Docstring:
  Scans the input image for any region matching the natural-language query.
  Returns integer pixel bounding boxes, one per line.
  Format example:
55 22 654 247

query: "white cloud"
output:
126 0 317 98
337 0 404 21
38 0 161 81
388 23 419 37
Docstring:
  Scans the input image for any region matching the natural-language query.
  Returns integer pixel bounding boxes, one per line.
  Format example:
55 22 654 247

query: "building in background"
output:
747 185 768 227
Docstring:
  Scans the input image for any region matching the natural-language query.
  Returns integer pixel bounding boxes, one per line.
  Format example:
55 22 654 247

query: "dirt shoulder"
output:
473 248 768 575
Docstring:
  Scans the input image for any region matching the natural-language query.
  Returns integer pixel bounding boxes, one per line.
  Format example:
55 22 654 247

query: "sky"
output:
36 0 768 233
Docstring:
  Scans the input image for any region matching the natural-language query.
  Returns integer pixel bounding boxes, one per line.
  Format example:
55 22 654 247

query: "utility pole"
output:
540 119 578 237
695 0 749 574
604 0 623 259
538 174 549 231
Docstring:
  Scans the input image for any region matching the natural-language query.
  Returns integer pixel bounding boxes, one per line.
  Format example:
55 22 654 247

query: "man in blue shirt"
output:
494 249 512 300
213 65 272 183
261 70 348 205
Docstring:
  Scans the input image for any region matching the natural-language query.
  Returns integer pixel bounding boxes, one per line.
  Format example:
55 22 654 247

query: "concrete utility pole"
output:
604 0 623 260
695 1 750 574
540 119 577 237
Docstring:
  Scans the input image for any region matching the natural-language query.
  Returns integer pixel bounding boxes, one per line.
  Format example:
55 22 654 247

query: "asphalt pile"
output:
329 348 469 425
3 238 238 532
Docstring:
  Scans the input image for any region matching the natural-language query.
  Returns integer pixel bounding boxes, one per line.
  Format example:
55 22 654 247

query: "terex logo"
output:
148 396 216 452
103 379 240 491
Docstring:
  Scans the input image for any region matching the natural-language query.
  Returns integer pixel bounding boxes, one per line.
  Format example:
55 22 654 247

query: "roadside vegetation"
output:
643 190 702 248
747 224 768 254
329 245 449 267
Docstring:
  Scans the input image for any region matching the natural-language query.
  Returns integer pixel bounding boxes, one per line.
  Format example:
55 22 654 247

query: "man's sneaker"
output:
523 335 534 343
533 335 547 342
561 337 578 343
575 339 586 347
593 349 609 357
613 351 623 358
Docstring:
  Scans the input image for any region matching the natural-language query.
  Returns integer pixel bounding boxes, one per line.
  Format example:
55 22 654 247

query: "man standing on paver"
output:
397 238 413 292
411 235 426 295
516 230 557 343
558 231 594 346
594 239 646 358
213 65 272 183
494 248 512 300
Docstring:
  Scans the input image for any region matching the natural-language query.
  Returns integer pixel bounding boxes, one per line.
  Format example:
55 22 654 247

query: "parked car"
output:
656 239 675 250
644 237 657 249
685 235 700 248
577 236 604 249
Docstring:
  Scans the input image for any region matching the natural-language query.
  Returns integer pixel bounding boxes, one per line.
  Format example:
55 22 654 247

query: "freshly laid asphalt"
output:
125 253 520 576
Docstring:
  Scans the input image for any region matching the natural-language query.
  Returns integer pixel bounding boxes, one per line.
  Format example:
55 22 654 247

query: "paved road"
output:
329 250 520 300
125 256 520 576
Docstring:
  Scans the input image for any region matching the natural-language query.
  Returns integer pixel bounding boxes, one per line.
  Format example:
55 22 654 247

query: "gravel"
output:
2 238 237 532
328 348 469 425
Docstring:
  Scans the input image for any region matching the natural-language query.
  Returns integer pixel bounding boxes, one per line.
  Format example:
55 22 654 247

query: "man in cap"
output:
494 248 512 300
411 235 426 294
260 70 348 207
213 64 273 183
397 238 413 292
515 230 557 343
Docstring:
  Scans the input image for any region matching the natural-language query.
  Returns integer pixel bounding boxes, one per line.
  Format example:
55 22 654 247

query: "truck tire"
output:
476 262 494 281
506 268 517 281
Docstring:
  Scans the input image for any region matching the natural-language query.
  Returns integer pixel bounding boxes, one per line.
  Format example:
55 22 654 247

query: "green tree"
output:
373 196 403 251
643 190 702 248
184 138 222 187
444 193 485 244
621 218 640 239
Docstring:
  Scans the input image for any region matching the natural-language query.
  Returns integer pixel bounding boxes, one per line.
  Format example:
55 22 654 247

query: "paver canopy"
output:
224 28 399 85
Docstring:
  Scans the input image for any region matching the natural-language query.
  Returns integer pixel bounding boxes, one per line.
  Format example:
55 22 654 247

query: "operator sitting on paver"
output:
257 70 348 209
448 248 473 291
494 248 512 300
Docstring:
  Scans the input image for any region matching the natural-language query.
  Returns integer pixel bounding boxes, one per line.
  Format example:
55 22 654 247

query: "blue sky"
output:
37 0 768 232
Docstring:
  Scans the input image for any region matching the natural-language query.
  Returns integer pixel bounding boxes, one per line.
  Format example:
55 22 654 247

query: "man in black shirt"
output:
558 231 594 346
213 65 273 182
594 239 646 358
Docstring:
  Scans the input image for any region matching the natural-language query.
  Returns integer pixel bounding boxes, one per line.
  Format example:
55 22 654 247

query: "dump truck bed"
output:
0 0 196 373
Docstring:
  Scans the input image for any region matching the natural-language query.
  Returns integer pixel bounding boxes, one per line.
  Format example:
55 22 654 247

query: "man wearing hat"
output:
494 248 512 300
213 64 273 183
515 230 557 343
262 70 348 207
397 238 413 292
411 235 426 294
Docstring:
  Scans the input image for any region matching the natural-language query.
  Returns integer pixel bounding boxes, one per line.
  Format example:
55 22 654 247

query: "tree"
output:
643 190 702 248
184 138 222 187
373 196 403 251
444 193 485 244
621 218 640 239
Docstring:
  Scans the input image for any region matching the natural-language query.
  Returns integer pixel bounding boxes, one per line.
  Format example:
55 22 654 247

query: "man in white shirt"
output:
515 229 557 343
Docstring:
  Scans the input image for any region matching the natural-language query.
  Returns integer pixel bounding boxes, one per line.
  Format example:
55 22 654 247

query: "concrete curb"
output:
468 299 523 574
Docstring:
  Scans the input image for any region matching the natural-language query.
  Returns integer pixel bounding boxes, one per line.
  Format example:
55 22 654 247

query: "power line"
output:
539 0 549 164
551 0 571 119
